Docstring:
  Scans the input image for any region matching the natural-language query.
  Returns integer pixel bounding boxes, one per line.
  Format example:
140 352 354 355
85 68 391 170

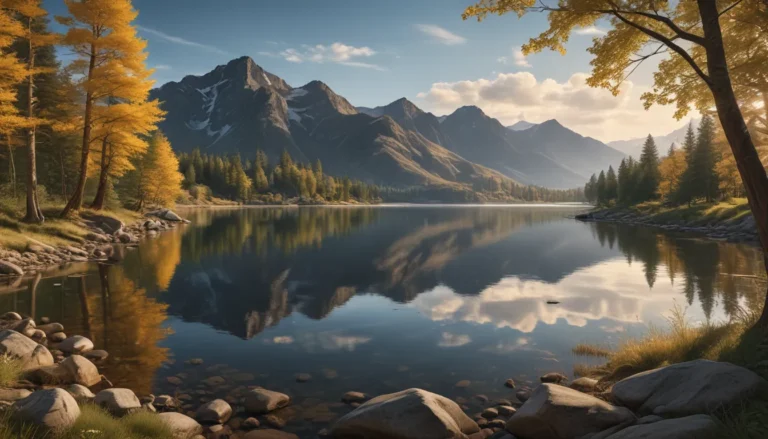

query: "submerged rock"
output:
329 388 480 439
540 372 568 384
13 388 80 432
611 359 768 417
506 383 635 439
243 388 290 414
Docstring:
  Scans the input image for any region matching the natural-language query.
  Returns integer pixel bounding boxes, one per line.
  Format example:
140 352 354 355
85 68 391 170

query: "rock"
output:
154 394 176 409
83 213 124 235
115 231 134 244
243 388 290 414
30 329 46 343
0 261 24 277
86 232 110 243
49 332 66 343
515 390 530 403
0 388 32 402
540 372 568 384
64 246 88 257
12 388 80 432
157 412 203 439
148 208 184 222
25 238 54 254
243 430 299 439
37 323 64 335
0 329 54 370
570 377 599 392
196 399 232 424
264 414 286 428
186 358 203 365
487 419 505 429
167 376 183 386
636 415 664 425
66 384 95 402
341 391 367 404
497 405 516 417
0 312 22 321
329 388 480 439
202 375 225 386
295 373 312 382
604 414 717 439
611 359 768 417
455 379 472 388
57 355 101 387
58 335 94 354
481 407 498 419
504 379 516 389
205 424 231 439
243 417 260 429
95 388 142 416
8 318 36 336
506 384 635 439
143 402 156 413
84 349 109 361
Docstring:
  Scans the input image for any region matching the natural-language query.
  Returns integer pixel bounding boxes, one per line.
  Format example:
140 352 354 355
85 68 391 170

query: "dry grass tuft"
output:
0 354 24 387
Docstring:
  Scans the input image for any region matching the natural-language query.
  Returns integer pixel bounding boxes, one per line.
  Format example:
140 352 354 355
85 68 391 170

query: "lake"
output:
1 205 765 437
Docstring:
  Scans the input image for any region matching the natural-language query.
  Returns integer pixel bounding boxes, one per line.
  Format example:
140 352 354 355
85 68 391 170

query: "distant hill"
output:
150 56 517 190
507 120 537 131
608 119 699 158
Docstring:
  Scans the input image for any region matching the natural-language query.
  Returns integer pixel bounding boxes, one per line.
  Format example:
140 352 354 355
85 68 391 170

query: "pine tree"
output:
596 171 607 205
605 166 618 202
691 115 719 202
637 134 660 202
58 0 151 216
584 174 597 204
683 122 696 157
617 158 629 203
184 165 196 186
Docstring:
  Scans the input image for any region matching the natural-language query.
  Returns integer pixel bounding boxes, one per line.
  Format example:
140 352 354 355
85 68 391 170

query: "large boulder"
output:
95 388 141 416
243 388 291 414
329 388 481 439
0 329 53 370
148 208 184 222
157 412 203 439
0 260 24 277
82 213 124 235
58 335 94 354
604 414 717 439
65 384 96 403
506 384 635 439
0 388 32 402
196 399 232 424
611 360 768 417
12 388 81 432
59 355 101 387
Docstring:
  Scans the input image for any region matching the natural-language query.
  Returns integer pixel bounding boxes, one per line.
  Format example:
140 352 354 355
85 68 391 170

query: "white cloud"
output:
416 71 686 141
438 332 471 347
497 46 531 68
575 26 608 36
153 64 172 71
136 25 228 55
264 42 384 70
415 24 466 45
272 336 294 344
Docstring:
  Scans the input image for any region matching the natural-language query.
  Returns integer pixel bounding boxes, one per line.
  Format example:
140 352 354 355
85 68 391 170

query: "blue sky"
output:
43 0 688 142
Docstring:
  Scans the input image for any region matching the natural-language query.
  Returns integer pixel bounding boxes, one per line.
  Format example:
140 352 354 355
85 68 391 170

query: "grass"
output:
0 405 175 439
0 354 24 387
0 200 141 252
599 198 753 226
573 305 768 438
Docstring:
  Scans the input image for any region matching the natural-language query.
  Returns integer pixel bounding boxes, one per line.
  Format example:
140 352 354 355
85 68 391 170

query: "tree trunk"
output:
61 43 96 217
90 137 111 210
23 20 44 224
698 1 768 326
6 137 16 199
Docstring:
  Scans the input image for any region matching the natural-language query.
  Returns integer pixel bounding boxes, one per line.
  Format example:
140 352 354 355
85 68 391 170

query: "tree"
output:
682 122 696 157
0 5 27 200
463 0 768 326
122 132 181 210
584 173 597 204
658 143 687 201
605 165 618 202
637 135 660 202
57 0 150 216
596 170 606 206
690 115 719 202
617 158 629 203
5 0 58 223
184 165 195 186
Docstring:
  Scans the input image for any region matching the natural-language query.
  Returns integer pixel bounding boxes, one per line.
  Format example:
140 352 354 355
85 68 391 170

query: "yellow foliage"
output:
126 132 183 209
0 6 26 133
657 149 686 200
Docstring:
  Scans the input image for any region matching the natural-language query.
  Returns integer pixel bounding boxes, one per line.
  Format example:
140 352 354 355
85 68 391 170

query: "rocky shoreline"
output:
575 208 759 245
0 208 189 279
1 300 765 439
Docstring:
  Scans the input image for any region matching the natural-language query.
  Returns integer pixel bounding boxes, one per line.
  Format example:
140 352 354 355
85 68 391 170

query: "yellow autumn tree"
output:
56 0 152 216
0 4 27 195
122 132 182 210
657 145 687 200
4 0 59 223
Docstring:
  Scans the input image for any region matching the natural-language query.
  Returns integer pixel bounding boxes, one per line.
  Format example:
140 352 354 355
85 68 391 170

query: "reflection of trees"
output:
592 223 766 320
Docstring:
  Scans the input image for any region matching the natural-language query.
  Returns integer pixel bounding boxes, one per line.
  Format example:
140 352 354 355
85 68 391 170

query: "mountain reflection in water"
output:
0 205 764 421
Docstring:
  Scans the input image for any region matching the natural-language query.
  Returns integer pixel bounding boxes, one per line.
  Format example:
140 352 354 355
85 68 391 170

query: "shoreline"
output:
576 204 759 245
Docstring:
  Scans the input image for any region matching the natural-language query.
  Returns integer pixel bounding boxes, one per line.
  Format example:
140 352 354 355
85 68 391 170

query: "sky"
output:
43 0 693 143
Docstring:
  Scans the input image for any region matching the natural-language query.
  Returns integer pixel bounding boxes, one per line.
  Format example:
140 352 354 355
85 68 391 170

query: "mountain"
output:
507 120 537 131
357 98 447 146
608 119 699 158
150 56 515 190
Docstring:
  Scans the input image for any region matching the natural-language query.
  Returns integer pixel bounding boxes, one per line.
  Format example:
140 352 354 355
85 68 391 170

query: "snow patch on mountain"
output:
186 79 231 136
286 88 308 101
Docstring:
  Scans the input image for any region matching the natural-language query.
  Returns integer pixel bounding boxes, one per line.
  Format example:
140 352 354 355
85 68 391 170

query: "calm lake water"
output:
1 205 765 436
